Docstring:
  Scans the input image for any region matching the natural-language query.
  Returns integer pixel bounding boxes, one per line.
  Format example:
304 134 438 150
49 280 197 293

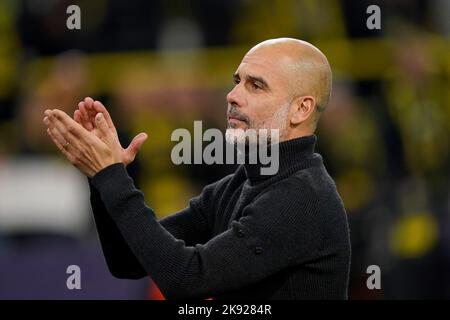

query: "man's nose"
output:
226 84 244 107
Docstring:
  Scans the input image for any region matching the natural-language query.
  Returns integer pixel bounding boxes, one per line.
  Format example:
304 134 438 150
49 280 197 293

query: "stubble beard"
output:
225 101 290 147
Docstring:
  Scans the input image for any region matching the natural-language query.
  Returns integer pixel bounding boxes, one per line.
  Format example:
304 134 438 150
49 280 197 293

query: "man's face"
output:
226 47 295 144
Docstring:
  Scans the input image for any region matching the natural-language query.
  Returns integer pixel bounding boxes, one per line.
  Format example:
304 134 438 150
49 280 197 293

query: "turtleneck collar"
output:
243 135 321 185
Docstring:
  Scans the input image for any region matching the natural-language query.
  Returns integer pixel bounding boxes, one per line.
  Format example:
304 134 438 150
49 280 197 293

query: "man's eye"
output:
233 78 240 85
252 82 262 90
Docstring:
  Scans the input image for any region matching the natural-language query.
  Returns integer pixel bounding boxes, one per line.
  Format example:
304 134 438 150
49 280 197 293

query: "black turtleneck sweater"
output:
89 135 351 299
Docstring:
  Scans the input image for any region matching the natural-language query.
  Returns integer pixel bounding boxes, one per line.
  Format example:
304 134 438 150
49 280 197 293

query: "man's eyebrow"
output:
233 72 270 90
247 74 269 89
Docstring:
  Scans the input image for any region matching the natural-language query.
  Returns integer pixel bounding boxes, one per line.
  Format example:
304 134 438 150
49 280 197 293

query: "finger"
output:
49 110 92 150
79 102 94 131
74 109 82 124
83 98 103 131
47 115 95 165
51 109 90 139
85 104 97 130
125 132 148 160
47 127 72 158
84 97 94 109
47 127 95 176
45 109 99 175
44 109 60 131
47 114 83 151
43 114 67 146
44 112 59 132
95 113 115 143
78 101 87 118
93 101 115 130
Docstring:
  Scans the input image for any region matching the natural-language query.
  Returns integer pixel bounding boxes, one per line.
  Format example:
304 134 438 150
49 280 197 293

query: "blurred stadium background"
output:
0 0 449 299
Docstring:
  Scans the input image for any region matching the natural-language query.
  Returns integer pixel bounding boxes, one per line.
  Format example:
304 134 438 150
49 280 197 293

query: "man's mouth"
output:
228 117 248 128
227 106 249 127
228 116 246 122
227 112 248 123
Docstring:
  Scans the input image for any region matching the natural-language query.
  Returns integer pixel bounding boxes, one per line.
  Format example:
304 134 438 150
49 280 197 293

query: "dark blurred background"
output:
0 0 449 299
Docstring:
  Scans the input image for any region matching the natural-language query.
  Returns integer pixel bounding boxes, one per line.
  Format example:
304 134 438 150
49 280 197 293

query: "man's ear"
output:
290 96 316 125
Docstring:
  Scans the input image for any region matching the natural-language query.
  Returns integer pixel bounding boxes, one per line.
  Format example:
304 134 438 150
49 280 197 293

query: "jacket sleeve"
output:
91 163 322 299
88 177 214 279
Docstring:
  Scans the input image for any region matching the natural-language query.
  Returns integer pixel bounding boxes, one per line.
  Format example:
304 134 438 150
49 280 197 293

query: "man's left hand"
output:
43 109 122 178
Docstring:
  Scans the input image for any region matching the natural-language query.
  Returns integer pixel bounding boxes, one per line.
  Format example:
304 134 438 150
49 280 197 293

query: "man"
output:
43 38 351 299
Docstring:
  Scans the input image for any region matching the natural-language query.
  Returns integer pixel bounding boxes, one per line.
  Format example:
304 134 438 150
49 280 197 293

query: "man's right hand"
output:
74 97 148 166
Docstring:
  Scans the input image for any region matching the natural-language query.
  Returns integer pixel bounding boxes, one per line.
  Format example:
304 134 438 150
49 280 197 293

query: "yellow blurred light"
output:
390 212 439 259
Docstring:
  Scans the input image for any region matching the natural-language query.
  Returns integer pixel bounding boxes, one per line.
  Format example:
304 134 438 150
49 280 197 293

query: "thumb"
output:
125 132 148 159
95 113 113 141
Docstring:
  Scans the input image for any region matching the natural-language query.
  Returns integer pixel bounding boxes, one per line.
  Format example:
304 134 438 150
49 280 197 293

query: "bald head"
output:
248 38 332 113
